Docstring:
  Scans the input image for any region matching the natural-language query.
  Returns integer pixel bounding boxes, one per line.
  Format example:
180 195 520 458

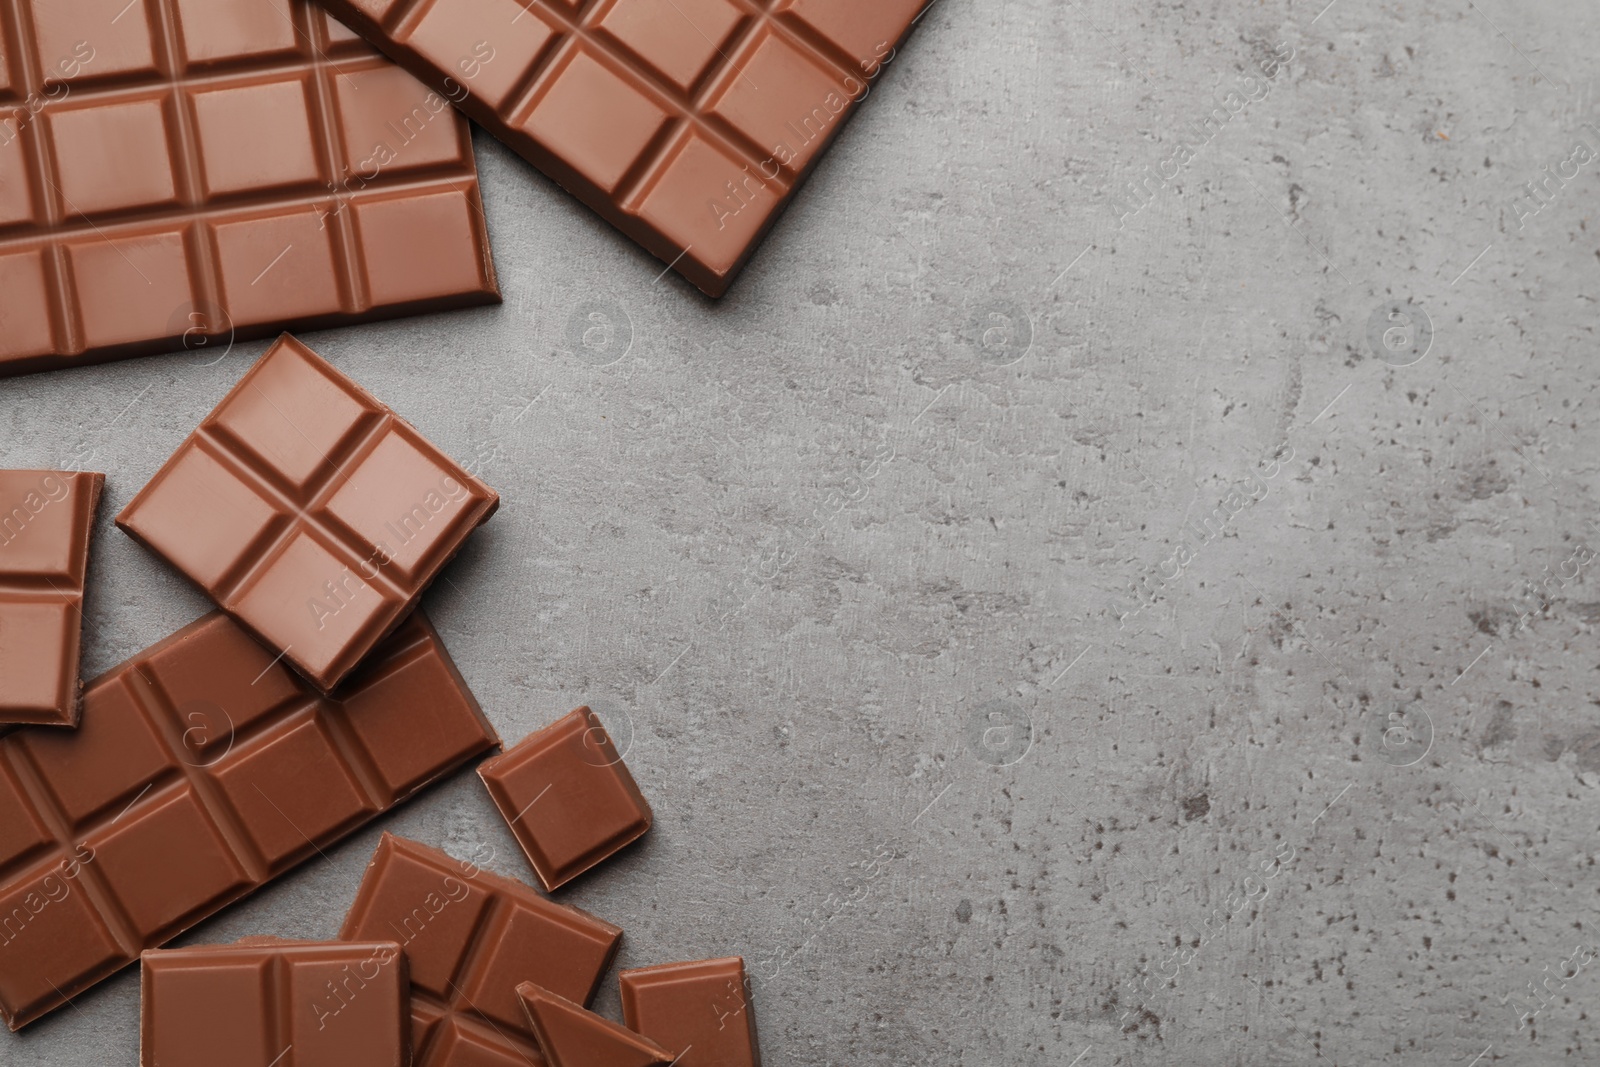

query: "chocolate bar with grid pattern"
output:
141 938 410 1067
0 470 103 727
314 0 929 297
0 609 499 1030
339 834 623 1067
0 0 498 377
116 333 500 693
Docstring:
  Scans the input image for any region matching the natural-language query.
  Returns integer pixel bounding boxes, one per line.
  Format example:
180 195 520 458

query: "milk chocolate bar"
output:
313 0 930 296
478 707 652 892
0 471 103 727
117 333 499 692
620 957 761 1067
339 834 623 1065
0 0 498 377
0 609 498 1030
141 938 409 1067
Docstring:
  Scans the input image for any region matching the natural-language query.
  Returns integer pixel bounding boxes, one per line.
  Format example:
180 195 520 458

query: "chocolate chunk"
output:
519 982 672 1067
314 0 929 296
0 609 498 1030
141 939 409 1067
117 333 499 692
478 707 652 892
339 834 623 1065
620 957 762 1067
0 471 103 726
0 0 498 377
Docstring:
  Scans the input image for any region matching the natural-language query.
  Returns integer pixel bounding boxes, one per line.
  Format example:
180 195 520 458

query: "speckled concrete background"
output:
3 0 1599 1063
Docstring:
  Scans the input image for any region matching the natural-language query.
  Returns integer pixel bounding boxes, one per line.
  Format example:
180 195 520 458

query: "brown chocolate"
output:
116 333 499 693
0 0 498 377
519 982 672 1067
0 471 103 727
0 609 498 1030
313 0 930 296
141 939 409 1067
339 834 624 1066
620 957 762 1067
477 707 652 892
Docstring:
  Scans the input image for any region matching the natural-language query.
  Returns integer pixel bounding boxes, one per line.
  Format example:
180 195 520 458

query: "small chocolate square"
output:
619 957 761 1067
478 707 652 892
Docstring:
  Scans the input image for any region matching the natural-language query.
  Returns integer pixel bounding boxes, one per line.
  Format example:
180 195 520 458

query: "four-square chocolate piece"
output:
141 938 409 1067
339 834 623 1066
0 471 103 726
621 957 762 1067
478 707 653 892
520 982 672 1067
117 334 499 692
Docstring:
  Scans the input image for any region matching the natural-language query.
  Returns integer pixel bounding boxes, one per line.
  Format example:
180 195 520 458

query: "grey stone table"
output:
3 0 1597 1063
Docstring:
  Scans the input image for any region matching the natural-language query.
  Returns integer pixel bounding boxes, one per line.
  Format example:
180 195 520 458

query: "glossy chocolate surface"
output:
141 939 409 1067
0 470 102 727
0 0 498 377
314 0 929 296
620 957 762 1067
0 609 498 1030
520 982 671 1067
117 333 499 692
339 834 623 1066
478 707 652 892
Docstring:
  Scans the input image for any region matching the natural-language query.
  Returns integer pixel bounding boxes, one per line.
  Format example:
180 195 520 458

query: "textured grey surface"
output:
3 0 1600 1063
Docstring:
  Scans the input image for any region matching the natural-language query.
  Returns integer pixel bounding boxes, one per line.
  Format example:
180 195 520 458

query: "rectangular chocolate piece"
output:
314 0 929 297
620 957 762 1067
117 333 499 693
0 0 498 377
0 609 499 1030
340 834 623 1066
478 707 652 892
0 471 103 727
142 938 409 1067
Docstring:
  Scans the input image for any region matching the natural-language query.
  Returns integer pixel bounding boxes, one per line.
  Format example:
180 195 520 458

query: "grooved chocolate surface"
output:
313 0 928 296
520 982 671 1067
0 609 499 1031
620 957 761 1067
0 471 103 727
116 333 500 693
0 0 498 377
339 834 623 1067
478 707 652 892
141 939 409 1067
